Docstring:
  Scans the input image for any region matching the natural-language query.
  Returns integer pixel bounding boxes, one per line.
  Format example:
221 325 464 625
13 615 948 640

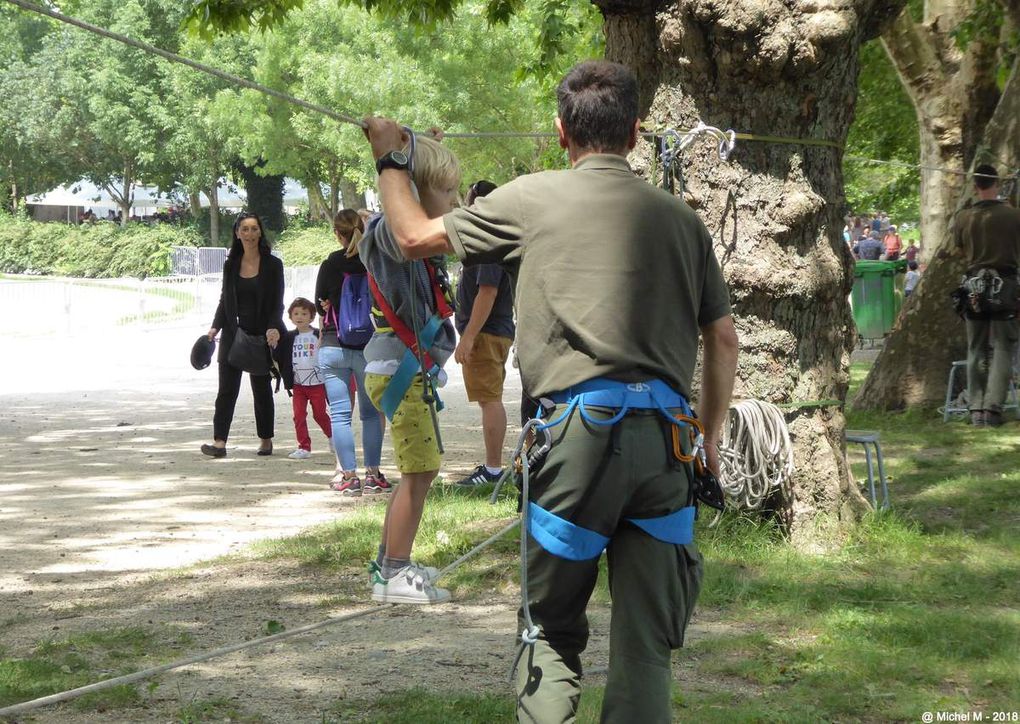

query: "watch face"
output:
390 151 408 165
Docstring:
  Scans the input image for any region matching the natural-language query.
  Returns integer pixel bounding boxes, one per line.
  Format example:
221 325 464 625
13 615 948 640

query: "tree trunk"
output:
854 56 1020 410
306 177 329 221
235 160 285 232
120 162 133 227
188 190 202 218
881 2 1000 259
598 0 901 546
328 174 340 218
206 184 220 246
6 160 17 213
338 176 365 211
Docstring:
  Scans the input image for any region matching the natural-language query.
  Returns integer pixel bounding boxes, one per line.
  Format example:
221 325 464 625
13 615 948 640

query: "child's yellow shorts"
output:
364 373 441 473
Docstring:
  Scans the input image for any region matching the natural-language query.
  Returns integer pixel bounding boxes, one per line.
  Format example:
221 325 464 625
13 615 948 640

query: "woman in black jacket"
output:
202 212 286 457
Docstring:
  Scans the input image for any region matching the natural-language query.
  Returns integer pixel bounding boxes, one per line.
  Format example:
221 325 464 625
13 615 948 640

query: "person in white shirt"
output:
276 298 332 459
904 260 920 297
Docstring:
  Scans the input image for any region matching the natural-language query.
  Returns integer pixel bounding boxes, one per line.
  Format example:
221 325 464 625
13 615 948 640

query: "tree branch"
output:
880 7 946 103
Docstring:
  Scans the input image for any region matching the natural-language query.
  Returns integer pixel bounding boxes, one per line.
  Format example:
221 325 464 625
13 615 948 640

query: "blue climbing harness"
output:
525 377 701 561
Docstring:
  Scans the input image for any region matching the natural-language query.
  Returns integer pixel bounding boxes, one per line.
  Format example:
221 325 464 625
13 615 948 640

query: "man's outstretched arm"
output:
365 116 452 260
699 314 739 476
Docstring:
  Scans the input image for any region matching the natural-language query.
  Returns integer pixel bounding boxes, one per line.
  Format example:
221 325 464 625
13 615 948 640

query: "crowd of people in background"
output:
78 206 189 225
845 211 923 297
844 212 920 263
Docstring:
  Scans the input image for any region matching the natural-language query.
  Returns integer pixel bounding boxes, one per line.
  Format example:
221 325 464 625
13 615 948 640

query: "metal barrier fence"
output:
170 246 228 277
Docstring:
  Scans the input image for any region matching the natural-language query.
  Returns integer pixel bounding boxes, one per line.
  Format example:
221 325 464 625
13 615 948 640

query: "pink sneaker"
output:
362 471 393 495
330 474 361 496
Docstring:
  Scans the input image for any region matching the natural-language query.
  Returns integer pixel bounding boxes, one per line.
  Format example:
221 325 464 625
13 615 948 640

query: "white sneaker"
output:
371 565 451 605
411 561 441 583
288 448 311 460
369 560 439 583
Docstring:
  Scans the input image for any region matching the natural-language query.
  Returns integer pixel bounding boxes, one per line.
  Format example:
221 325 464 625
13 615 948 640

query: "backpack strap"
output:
367 272 438 371
366 259 452 421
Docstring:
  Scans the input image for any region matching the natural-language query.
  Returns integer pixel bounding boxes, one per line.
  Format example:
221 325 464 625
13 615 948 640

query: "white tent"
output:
26 186 89 223
27 178 314 219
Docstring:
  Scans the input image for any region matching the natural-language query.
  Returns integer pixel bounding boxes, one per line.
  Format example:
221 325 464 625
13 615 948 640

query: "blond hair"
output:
408 135 460 193
333 208 365 258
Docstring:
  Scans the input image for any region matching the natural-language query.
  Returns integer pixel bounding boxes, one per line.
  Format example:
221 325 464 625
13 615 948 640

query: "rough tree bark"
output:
337 176 365 211
854 55 1020 410
598 0 903 547
102 160 135 227
235 160 285 232
188 190 202 219
881 1 1000 259
306 177 329 220
206 183 221 246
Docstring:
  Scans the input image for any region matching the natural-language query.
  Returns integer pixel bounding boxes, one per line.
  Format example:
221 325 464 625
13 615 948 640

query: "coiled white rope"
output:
716 400 794 512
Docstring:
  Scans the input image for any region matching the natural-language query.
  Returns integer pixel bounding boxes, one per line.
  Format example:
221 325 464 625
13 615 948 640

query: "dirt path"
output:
0 322 726 722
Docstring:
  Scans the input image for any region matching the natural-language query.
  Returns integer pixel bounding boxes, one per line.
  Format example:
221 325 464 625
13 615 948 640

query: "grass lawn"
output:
239 362 1020 721
3 361 1017 721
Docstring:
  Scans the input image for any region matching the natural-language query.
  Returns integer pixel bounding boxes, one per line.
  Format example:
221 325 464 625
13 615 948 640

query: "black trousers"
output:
213 362 275 442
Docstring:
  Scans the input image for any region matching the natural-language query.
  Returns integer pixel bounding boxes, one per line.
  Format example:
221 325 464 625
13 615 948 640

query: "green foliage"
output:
951 0 1019 92
273 223 336 266
844 40 920 221
0 215 202 277
951 0 1003 51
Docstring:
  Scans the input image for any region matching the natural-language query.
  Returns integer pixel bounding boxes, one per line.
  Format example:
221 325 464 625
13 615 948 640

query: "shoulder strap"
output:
425 260 454 320
367 271 437 370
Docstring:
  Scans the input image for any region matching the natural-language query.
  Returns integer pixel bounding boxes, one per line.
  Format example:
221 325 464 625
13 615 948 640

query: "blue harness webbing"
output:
377 314 444 421
539 378 694 431
525 377 699 561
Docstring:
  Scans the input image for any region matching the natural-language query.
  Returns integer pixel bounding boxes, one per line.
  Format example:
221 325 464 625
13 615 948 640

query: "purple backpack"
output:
334 272 374 346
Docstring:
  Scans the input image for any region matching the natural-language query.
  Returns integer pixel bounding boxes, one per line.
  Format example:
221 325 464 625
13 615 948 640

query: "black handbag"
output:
228 328 272 375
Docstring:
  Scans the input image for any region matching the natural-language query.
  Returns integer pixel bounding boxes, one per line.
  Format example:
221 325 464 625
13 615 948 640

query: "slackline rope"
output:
2 0 367 129
0 516 523 717
8 0 1018 182
3 0 838 151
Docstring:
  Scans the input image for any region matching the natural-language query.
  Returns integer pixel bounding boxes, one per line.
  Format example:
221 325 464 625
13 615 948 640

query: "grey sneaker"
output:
455 465 502 487
371 565 450 605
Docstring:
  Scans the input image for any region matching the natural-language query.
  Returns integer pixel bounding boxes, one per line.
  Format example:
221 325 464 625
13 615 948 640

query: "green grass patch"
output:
238 360 1019 720
249 483 522 602
326 686 606 723
0 625 193 711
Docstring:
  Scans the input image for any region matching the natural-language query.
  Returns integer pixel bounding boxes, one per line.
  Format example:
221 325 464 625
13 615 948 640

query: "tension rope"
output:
10 0 1018 183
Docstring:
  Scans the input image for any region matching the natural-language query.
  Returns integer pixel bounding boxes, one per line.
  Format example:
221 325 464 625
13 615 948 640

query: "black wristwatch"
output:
376 150 410 175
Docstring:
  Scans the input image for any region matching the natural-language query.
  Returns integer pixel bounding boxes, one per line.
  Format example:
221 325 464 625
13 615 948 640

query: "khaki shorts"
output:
463 332 513 403
364 372 441 474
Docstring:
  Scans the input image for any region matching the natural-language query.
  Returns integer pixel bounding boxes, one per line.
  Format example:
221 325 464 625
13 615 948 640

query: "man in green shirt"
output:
363 60 738 723
953 164 1020 427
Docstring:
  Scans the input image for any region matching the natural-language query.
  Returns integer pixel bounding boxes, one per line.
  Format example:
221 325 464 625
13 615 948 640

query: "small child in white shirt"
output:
277 298 332 459
905 260 920 298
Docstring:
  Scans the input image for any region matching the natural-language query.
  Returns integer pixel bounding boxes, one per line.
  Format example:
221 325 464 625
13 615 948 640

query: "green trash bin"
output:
852 259 908 341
